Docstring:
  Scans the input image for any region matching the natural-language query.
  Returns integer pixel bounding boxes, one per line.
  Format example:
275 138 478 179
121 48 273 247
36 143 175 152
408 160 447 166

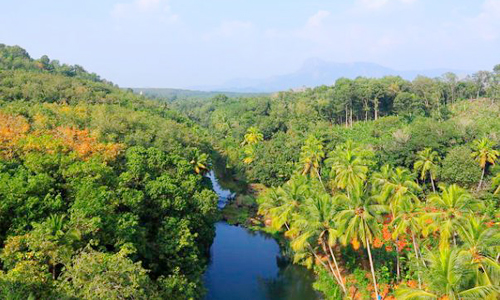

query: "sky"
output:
0 0 499 88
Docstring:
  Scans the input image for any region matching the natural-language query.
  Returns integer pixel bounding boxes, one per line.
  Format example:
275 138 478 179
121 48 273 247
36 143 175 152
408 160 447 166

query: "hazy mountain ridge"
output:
192 58 470 93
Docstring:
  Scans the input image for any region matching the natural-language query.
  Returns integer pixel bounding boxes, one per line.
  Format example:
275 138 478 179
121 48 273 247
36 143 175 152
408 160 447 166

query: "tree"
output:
242 126 263 146
335 181 388 300
57 246 158 300
391 201 425 287
268 176 309 231
440 146 482 187
396 247 500 300
471 137 499 189
289 193 347 295
414 148 440 192
189 150 210 175
325 141 372 193
393 92 423 117
426 184 481 248
299 135 325 183
442 72 459 104
472 71 492 99
458 216 500 286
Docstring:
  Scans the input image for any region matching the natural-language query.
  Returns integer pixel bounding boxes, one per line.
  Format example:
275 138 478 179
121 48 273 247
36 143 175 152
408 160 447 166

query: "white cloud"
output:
306 10 331 27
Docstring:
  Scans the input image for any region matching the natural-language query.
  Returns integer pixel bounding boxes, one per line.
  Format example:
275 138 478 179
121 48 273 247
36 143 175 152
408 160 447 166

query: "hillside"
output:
0 44 218 300
130 87 267 101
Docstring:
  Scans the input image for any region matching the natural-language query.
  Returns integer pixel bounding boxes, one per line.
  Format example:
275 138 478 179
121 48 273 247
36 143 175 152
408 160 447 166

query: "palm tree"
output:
371 164 395 193
395 247 500 300
391 202 425 287
268 176 309 231
335 181 388 300
242 126 263 146
299 135 325 183
326 140 372 193
376 167 422 282
290 193 347 295
413 148 440 192
377 167 421 216
471 137 499 189
190 150 210 175
426 184 482 249
492 172 500 194
458 216 500 287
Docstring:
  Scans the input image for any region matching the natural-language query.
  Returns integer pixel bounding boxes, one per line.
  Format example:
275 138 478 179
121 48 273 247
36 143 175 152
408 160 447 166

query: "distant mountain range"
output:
191 58 470 93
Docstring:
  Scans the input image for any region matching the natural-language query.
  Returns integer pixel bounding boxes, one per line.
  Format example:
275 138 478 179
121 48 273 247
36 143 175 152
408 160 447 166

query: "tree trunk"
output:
328 243 347 294
478 167 485 190
430 175 436 193
365 236 379 300
345 107 349 127
395 238 400 280
310 244 342 287
321 240 344 291
411 232 422 289
315 168 327 192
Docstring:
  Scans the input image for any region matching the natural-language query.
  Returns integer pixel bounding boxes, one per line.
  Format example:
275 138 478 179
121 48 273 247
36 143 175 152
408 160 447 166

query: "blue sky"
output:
1 0 499 88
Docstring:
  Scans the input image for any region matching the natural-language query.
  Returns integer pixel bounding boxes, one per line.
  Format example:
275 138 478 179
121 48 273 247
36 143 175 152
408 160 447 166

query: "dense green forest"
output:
0 44 219 299
174 66 500 299
1 42 500 300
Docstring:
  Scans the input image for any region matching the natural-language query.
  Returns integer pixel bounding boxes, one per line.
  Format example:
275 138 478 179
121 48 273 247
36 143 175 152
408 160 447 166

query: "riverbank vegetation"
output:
0 44 219 299
175 66 500 299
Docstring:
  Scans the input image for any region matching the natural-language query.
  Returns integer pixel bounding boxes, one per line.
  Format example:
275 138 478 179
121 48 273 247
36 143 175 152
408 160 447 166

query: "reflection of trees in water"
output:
256 256 320 300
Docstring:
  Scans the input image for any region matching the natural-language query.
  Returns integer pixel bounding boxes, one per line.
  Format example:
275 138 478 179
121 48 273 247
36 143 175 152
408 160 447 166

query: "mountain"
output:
193 58 469 93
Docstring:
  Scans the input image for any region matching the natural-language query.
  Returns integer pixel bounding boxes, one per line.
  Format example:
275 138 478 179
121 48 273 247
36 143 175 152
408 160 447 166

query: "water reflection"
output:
204 172 319 300
203 223 319 300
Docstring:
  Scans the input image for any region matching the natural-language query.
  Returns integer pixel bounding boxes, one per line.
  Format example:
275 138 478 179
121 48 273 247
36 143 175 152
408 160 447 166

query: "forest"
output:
0 44 219 299
171 65 500 299
0 43 499 299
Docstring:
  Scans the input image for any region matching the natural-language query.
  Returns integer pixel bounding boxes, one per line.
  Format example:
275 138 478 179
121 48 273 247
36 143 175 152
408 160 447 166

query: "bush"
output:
440 146 481 187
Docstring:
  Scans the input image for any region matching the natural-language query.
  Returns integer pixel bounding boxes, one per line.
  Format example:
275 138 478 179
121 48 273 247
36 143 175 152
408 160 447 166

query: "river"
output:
203 171 320 300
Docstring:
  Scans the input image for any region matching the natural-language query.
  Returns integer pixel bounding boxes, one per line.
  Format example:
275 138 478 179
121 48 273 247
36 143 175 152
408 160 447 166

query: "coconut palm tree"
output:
413 148 440 192
290 193 347 295
371 164 395 193
190 150 210 175
242 126 263 146
299 135 325 183
268 175 309 231
426 184 482 249
458 216 500 287
395 247 500 300
391 201 425 287
326 141 372 193
335 180 388 300
377 167 421 216
471 137 499 189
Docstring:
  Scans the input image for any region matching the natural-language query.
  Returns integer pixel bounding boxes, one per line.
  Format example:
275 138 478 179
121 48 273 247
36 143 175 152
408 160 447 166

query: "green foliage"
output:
0 45 218 299
440 146 482 187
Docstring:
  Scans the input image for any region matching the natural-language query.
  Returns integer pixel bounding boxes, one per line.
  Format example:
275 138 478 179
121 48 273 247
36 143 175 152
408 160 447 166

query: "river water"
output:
203 171 320 300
